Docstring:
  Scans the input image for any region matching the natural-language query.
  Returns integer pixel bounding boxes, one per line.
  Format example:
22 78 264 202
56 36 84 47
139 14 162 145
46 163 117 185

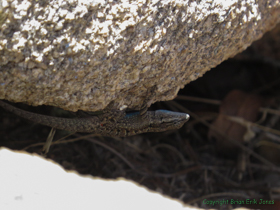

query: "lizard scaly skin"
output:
0 100 189 137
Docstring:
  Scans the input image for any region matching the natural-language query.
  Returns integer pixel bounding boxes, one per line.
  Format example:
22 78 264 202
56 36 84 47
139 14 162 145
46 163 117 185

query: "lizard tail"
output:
0 100 73 131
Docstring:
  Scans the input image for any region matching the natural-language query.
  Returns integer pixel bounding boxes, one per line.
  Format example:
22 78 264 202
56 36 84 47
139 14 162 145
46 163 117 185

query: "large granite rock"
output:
0 0 279 111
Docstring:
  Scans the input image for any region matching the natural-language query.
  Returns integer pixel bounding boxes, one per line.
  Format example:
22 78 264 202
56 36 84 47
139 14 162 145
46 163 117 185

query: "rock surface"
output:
0 0 279 111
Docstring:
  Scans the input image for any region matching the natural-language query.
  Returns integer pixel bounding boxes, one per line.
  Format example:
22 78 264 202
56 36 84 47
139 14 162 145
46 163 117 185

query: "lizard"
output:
0 100 189 137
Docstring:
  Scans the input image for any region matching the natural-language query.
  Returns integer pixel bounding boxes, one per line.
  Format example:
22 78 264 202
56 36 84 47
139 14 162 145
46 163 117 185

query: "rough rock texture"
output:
0 0 279 111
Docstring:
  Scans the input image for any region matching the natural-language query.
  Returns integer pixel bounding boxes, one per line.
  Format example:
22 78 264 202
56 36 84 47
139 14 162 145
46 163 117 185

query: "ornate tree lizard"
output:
0 100 189 137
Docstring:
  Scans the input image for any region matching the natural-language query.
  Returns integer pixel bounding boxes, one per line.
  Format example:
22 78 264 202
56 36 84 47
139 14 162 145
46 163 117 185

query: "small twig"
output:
248 163 280 173
226 115 280 137
21 133 98 151
150 143 189 165
176 95 221 105
86 136 136 171
176 95 280 117
206 167 240 187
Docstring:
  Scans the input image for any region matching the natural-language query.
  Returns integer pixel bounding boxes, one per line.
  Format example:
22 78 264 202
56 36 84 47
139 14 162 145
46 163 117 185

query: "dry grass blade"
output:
42 128 56 154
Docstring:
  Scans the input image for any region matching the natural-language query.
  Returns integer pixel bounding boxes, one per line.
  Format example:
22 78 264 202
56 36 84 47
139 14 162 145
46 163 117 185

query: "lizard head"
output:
148 110 189 132
110 110 189 137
